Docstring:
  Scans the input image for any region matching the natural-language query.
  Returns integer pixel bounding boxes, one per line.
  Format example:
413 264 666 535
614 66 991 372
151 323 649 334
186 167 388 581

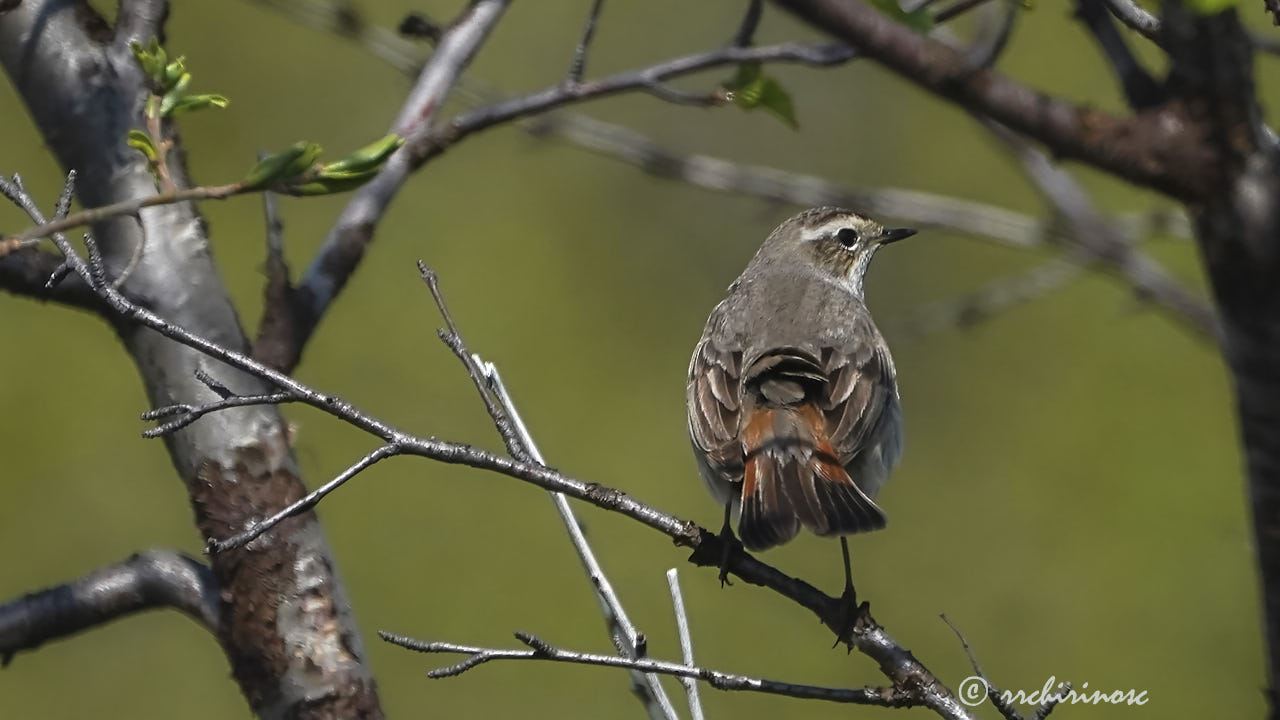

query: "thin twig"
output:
1076 0 1164 109
731 0 765 47
941 614 1021 720
1100 0 1160 41
892 258 1084 340
408 41 856 167
666 568 705 720
934 0 997 24
983 121 1219 340
248 0 1207 346
28 225 973 715
209 444 400 553
963 0 1017 70
418 262 678 720
1098 0 1280 56
278 0 513 373
248 0 425 73
379 630 918 707
142 391 296 437
1 183 242 252
566 0 605 84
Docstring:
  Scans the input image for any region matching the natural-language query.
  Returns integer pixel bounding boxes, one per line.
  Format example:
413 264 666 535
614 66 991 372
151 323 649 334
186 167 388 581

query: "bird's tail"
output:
739 404 886 551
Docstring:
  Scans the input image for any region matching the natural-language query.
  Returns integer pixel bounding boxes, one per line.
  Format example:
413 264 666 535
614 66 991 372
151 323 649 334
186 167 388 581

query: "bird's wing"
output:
818 328 898 465
687 332 744 487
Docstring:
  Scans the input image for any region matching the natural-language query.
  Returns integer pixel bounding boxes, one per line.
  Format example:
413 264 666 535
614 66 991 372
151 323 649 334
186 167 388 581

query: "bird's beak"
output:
877 227 917 245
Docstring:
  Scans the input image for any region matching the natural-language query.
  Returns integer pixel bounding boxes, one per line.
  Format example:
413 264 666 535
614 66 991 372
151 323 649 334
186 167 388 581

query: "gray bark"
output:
0 2 382 717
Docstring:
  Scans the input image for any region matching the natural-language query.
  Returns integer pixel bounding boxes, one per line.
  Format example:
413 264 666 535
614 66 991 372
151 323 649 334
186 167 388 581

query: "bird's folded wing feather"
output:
819 339 897 464
687 336 744 484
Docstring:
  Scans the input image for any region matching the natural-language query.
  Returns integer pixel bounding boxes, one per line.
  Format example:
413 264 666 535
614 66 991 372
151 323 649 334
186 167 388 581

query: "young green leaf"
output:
723 63 800 130
161 57 188 92
126 130 158 164
321 135 405 174
283 170 381 196
241 142 316 190
753 75 798 129
166 94 230 116
129 38 167 83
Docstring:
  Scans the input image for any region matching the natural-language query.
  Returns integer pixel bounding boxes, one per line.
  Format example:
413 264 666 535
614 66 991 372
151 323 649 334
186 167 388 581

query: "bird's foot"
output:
831 584 871 651
716 529 742 587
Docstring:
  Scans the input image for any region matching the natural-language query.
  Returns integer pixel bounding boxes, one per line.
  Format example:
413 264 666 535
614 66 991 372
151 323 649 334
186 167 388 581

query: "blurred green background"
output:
0 1 1272 717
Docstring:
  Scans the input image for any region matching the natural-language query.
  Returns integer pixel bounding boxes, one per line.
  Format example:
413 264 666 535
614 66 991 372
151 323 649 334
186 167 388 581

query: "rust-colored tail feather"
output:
739 405 886 551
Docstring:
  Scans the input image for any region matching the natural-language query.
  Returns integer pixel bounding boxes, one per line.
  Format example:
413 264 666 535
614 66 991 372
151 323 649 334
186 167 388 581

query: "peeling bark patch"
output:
195 447 382 719
196 455 307 710
295 679 383 720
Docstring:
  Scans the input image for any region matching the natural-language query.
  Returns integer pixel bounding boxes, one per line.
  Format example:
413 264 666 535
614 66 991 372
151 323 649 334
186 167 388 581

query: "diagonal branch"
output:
404 41 855 169
1075 0 1164 109
54 229 972 716
893 259 1085 340
254 0 513 372
0 550 219 666
0 1 385 702
984 121 1220 340
666 568 705 720
420 263 678 720
773 0 1218 200
267 30 853 372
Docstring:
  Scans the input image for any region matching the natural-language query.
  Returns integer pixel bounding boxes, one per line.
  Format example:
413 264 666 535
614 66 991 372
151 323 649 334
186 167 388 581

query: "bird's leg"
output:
718 501 737 587
833 536 870 650
841 535 855 599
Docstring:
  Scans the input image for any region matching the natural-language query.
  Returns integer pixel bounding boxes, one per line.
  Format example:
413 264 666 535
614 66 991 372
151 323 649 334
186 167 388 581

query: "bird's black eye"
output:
836 227 858 248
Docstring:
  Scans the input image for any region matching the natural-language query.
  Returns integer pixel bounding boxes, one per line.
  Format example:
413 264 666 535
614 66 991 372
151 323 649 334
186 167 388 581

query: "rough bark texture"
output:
1160 5 1280 707
0 2 382 717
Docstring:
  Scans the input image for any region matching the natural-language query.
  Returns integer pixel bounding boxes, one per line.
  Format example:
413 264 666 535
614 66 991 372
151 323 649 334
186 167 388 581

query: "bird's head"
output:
756 207 916 296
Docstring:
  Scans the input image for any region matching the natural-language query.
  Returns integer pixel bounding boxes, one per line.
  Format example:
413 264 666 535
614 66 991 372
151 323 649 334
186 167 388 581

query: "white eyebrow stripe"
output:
800 218 853 242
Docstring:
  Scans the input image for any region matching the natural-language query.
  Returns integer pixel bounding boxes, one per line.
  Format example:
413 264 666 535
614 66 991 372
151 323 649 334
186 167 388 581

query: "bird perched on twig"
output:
686 207 914 605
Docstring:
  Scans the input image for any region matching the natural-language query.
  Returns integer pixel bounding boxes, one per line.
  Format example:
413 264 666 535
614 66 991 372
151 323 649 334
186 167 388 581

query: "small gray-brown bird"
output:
686 207 913 594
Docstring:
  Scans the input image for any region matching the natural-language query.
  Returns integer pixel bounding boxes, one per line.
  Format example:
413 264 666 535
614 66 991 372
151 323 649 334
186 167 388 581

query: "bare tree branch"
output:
523 112 1188 247
1100 0 1280 54
0 4 384 713
420 263 678 720
0 550 218 667
666 569 705 720
961 0 1018 70
773 0 1219 200
420 271 677 716
566 0 605 84
32 213 973 715
114 0 169 49
984 122 1220 340
405 41 855 168
249 0 1210 345
379 630 919 708
2 182 242 248
1075 0 1164 109
1101 0 1161 41
940 614 1068 720
245 0 424 74
731 0 765 47
256 0 513 372
933 0 997 24
259 14 853 372
893 259 1085 340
